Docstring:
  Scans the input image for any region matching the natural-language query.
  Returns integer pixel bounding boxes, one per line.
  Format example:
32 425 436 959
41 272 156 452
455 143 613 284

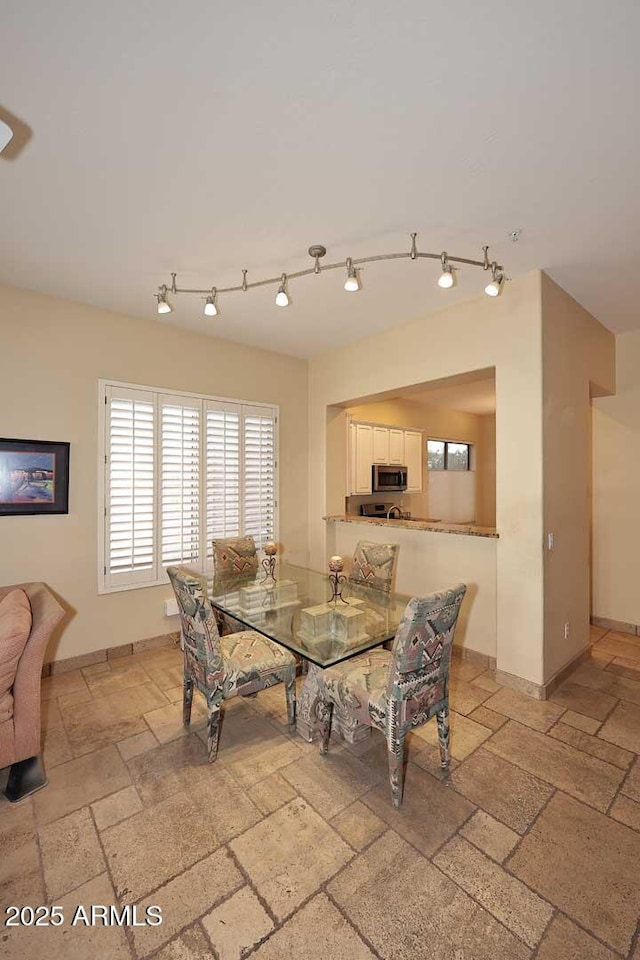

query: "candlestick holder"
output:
261 541 278 583
328 555 348 604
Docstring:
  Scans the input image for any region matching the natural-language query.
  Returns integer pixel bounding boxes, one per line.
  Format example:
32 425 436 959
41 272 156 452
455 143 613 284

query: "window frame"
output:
426 438 472 472
97 379 279 595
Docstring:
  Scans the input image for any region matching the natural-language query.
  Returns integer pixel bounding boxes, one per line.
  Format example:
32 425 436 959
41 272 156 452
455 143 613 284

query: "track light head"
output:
485 263 504 297
438 252 456 289
344 257 361 292
204 289 218 317
275 274 290 307
157 287 172 314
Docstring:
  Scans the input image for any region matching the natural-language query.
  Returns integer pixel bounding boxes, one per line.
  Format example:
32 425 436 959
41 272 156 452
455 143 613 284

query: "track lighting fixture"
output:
275 274 290 307
203 289 218 317
437 253 455 289
344 257 361 292
154 234 505 316
156 286 172 314
485 263 504 297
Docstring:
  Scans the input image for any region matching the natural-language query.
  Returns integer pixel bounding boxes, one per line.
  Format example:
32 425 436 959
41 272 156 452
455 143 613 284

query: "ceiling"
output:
2 1 640 359
398 377 496 416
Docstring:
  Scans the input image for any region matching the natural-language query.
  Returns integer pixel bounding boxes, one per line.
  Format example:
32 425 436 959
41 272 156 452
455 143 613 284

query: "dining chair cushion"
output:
212 536 259 577
322 649 391 729
349 541 398 593
220 630 296 696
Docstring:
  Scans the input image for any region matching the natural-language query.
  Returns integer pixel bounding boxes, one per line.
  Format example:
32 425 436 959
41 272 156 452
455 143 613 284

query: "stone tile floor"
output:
1 624 639 959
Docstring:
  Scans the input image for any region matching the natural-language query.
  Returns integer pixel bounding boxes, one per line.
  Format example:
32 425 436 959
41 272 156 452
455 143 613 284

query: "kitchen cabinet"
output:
404 430 423 492
372 426 390 464
350 422 374 494
389 429 404 464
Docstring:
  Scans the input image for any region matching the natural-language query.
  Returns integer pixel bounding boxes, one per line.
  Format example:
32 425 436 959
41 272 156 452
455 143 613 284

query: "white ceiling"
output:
2 1 640 359
400 377 496 416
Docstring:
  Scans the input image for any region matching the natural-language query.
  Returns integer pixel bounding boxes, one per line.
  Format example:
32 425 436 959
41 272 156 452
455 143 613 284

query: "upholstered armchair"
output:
0 582 65 802
317 583 466 808
167 566 296 761
348 540 399 594
212 536 259 634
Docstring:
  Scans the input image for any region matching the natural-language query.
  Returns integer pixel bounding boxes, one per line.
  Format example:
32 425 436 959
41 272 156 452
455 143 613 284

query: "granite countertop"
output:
323 514 499 539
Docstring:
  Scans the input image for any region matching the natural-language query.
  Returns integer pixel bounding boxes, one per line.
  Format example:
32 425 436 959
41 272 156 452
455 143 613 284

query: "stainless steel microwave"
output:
372 464 408 492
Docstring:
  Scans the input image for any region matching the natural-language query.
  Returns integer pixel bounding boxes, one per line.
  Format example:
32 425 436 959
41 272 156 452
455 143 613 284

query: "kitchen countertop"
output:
324 514 499 539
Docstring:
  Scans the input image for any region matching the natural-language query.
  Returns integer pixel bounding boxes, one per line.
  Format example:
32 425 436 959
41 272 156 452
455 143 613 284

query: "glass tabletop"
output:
210 561 410 667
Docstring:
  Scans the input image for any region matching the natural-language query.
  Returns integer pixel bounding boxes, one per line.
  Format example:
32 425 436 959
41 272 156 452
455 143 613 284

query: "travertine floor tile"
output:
508 791 640 954
280 746 380 819
43 722 74 768
141 659 184 691
597 699 640 752
202 885 274 960
63 682 169 755
460 809 520 862
116 729 158 761
328 830 530 960
92 785 143 830
81 660 111 677
467 704 508 731
571 662 640 705
0 836 44 907
362 762 474 855
230 798 352 920
131 849 243 958
607 657 640 681
449 659 487 682
103 768 260 902
449 678 491 715
589 625 609 644
251 894 377 960
215 710 303 788
128 734 211 806
486 721 625 812
41 698 63 729
247 771 298 815
548 721 633 769
0 796 37 857
434 835 552 947
331 799 387 851
144 698 207 743
472 671 502 694
41 669 89 701
451 747 553 833
39 807 104 899
153 925 213 960
621 758 640 801
549 680 617 721
410 740 459 777
34 744 132 825
535 913 617 960
483 687 565 732
609 794 640 831
411 709 492 759
593 633 640 664
559 709 601 735
84 662 152 697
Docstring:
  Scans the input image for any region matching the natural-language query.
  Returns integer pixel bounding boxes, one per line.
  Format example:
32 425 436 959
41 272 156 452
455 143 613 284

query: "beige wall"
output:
0 283 309 663
311 271 545 684
541 274 615 680
342 397 495 524
477 414 496 527
592 329 640 627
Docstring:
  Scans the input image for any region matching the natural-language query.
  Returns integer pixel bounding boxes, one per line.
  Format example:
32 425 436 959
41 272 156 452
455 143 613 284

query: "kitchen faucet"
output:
387 504 403 519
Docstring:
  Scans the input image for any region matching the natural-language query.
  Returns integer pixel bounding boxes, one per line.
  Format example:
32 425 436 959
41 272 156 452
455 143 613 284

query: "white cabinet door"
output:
389 429 404 464
354 423 374 494
404 430 423 492
372 426 390 464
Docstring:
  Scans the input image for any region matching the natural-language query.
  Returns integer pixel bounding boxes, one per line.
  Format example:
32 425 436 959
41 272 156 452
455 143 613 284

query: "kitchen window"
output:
427 439 470 471
98 380 277 593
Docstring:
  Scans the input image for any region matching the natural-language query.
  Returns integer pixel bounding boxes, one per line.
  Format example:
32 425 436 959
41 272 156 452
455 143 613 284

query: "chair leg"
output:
388 728 406 810
206 703 222 763
5 756 48 803
318 700 333 755
183 674 194 726
437 704 451 769
285 675 296 731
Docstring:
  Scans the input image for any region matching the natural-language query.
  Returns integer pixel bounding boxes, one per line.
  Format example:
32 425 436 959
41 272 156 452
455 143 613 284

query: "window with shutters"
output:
99 381 278 592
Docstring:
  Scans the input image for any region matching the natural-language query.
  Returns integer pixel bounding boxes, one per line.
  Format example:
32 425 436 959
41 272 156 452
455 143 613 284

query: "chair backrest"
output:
212 536 259 579
349 540 399 593
387 584 466 702
166 566 224 685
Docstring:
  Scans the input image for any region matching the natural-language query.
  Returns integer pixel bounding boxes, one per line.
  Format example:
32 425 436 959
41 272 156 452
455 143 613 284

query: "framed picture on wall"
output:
0 438 70 516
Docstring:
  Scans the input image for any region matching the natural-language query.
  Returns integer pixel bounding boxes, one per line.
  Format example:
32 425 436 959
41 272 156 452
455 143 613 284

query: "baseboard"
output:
45 632 179 676
591 615 638 637
496 643 591 701
452 644 496 671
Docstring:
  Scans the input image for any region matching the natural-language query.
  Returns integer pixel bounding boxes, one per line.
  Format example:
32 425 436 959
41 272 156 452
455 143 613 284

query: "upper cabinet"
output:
347 421 423 494
404 430 423 492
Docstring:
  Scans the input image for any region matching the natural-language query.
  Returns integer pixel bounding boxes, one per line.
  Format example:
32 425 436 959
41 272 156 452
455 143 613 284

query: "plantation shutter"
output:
104 385 157 587
242 405 276 548
160 396 201 566
205 403 241 557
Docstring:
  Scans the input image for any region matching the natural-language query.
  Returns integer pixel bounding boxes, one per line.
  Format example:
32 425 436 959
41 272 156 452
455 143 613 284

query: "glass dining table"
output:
210 560 410 741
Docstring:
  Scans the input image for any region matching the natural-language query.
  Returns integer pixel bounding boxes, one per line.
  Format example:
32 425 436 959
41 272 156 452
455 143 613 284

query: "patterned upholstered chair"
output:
348 540 399 594
167 566 297 761
212 536 260 634
317 583 466 808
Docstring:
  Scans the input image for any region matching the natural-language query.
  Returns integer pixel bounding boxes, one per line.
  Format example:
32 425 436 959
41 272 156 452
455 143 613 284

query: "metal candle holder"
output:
261 541 278 583
328 555 348 604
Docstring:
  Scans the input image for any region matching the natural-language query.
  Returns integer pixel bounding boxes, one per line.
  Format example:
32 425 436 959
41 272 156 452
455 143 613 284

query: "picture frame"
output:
0 438 70 516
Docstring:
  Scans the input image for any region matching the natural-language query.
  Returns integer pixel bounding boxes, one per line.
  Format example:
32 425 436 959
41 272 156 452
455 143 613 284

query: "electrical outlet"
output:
564 622 570 640
547 533 554 551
